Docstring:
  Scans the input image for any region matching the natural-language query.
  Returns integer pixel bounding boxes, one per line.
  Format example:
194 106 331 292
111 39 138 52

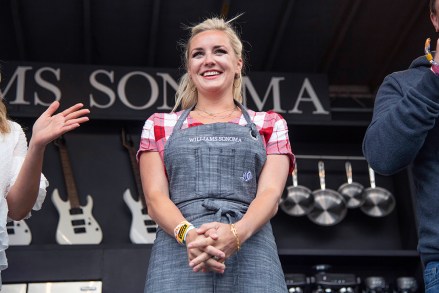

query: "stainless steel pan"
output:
360 166 396 217
307 161 347 226
338 161 365 208
280 162 314 216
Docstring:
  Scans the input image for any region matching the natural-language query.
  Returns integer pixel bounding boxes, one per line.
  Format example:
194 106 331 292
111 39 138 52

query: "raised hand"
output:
30 101 90 148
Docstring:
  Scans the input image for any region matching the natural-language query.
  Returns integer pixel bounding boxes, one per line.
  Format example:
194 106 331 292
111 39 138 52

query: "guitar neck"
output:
127 147 147 208
58 143 81 208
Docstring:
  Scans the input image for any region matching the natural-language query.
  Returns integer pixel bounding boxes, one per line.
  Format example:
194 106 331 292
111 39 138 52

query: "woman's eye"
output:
215 49 227 55
192 51 203 58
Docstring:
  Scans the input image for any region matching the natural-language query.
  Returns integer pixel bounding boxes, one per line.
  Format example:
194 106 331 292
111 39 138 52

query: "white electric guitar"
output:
51 137 103 245
7 220 32 245
121 128 157 244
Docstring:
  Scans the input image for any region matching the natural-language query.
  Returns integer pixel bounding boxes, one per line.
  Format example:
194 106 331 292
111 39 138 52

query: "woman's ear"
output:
431 11 439 32
236 58 243 75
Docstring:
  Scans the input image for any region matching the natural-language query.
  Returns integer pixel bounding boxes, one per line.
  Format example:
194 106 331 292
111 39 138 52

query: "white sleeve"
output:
7 123 49 220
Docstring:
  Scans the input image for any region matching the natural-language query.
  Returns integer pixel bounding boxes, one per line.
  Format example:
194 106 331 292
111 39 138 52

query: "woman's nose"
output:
204 53 215 65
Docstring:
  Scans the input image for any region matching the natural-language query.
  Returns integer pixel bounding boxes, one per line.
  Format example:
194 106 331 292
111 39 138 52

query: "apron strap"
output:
174 106 194 131
236 102 253 126
201 198 248 223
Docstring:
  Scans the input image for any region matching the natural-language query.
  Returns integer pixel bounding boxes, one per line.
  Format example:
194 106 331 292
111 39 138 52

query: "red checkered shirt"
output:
137 109 295 172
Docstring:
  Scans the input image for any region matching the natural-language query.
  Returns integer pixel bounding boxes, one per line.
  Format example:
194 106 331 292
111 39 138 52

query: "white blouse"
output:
0 121 48 271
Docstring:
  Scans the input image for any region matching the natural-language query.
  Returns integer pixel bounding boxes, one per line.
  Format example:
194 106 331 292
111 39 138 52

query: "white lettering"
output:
89 70 116 109
2 66 33 105
188 136 242 143
243 76 286 113
118 71 158 110
156 72 178 110
289 78 329 114
34 67 61 106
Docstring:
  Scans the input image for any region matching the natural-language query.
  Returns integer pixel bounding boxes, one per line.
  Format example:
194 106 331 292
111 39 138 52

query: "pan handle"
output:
292 162 298 187
318 161 326 190
345 161 353 184
368 165 377 188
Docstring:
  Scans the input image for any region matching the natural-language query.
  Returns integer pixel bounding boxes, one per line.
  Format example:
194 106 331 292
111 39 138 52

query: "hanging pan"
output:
337 161 365 208
360 165 396 217
280 162 314 216
307 161 347 226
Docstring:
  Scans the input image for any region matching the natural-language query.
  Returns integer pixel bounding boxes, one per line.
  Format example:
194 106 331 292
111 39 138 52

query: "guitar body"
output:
52 188 103 245
123 188 157 244
7 220 32 245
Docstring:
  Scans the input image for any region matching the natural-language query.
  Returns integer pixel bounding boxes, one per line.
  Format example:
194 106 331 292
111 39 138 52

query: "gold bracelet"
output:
230 223 240 251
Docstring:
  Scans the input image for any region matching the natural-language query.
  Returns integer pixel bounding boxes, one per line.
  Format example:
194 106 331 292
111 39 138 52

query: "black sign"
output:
1 62 330 123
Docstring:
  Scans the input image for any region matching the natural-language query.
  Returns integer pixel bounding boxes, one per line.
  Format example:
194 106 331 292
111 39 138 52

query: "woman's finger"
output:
61 103 86 117
203 227 219 240
192 256 225 274
204 257 226 273
189 246 224 267
196 222 219 234
189 251 213 267
187 236 209 249
42 101 60 117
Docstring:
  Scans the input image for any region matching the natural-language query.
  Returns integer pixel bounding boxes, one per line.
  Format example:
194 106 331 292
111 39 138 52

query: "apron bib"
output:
164 102 266 208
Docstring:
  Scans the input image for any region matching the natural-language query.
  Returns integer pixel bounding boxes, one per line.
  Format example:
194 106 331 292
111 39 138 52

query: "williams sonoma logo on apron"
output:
188 136 243 143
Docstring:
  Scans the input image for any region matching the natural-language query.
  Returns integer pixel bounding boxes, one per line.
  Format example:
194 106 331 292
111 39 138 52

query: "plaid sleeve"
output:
265 112 295 173
137 113 160 161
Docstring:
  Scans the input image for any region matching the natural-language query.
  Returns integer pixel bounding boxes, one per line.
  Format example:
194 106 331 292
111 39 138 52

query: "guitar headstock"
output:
121 128 134 150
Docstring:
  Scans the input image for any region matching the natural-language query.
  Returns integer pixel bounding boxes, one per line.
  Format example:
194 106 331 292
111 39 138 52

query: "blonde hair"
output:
0 72 11 134
173 16 245 112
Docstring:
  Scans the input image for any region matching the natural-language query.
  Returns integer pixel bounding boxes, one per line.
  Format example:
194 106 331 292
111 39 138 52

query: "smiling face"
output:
188 30 242 99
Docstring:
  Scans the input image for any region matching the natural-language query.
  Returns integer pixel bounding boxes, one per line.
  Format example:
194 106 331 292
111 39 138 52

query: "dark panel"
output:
19 0 84 63
91 0 153 66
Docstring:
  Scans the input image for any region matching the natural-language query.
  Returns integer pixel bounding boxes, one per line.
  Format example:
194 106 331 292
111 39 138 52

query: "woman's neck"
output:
195 94 236 113
190 98 241 124
195 102 236 115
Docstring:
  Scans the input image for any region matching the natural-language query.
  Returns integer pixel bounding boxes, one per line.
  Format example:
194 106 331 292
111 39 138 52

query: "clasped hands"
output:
185 222 238 274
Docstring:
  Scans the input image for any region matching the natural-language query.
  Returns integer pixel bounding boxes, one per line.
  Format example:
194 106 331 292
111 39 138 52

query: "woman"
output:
0 77 89 287
138 16 294 292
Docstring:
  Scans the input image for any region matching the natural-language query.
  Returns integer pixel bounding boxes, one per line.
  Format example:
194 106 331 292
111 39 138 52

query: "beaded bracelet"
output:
230 223 241 251
174 220 194 245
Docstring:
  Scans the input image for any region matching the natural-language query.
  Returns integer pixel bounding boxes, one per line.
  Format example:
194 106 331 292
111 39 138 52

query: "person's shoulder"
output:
388 55 428 79
246 109 287 129
148 111 182 120
146 111 185 126
3 121 25 144
390 67 424 78
384 64 426 88
8 120 24 132
248 109 285 121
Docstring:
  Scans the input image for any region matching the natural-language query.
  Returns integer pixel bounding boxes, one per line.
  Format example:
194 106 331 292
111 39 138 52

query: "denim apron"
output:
144 103 287 293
